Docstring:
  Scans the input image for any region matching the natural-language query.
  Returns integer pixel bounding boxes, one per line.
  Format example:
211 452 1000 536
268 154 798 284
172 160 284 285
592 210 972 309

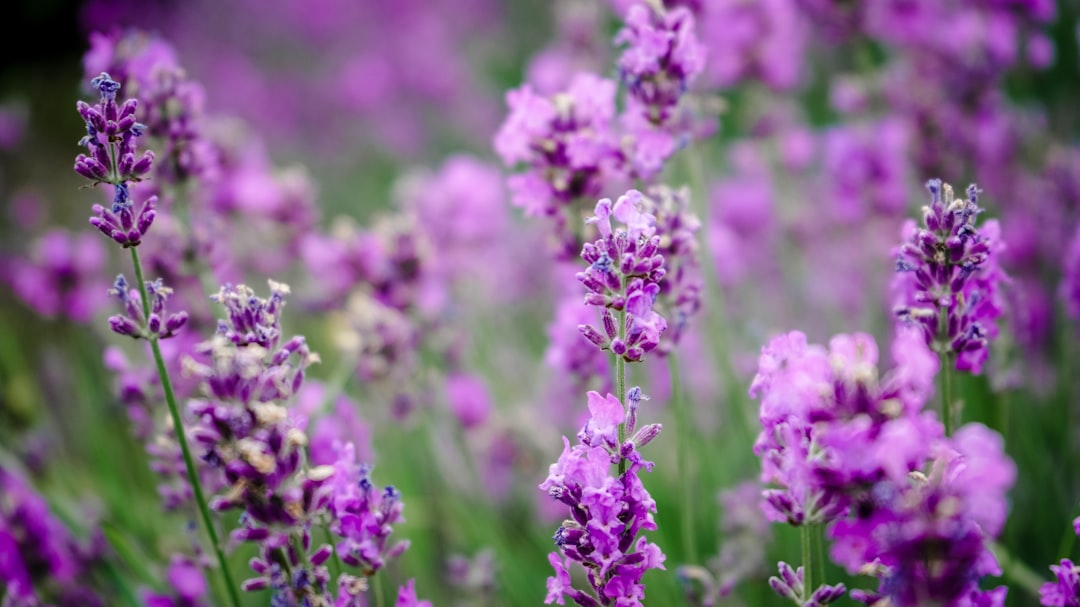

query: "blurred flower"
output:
6 229 107 322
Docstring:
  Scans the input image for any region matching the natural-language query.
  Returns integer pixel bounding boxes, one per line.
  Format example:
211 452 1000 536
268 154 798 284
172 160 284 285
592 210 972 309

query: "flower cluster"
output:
750 329 1015 606
540 389 665 606
768 562 845 607
577 191 668 362
106 274 189 340
5 229 107 322
638 186 702 353
75 72 158 248
1041 559 1080 606
494 73 621 220
892 180 1006 374
615 3 705 124
0 467 104 607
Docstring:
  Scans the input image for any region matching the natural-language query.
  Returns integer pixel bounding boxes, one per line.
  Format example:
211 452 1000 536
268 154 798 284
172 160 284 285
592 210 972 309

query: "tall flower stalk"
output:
892 179 1005 434
74 72 242 607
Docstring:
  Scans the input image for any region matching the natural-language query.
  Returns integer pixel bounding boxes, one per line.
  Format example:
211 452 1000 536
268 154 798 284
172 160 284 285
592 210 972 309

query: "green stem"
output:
129 247 242 607
372 572 386 607
990 541 1045 599
617 303 628 477
668 353 696 564
801 525 814 597
940 353 955 436
813 524 826 592
323 522 344 581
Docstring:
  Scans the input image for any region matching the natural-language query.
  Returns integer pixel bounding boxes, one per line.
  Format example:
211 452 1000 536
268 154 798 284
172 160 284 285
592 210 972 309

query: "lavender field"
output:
2 0 1080 605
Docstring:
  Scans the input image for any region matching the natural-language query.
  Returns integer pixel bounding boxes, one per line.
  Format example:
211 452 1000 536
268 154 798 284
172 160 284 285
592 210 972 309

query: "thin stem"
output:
129 247 242 607
372 571 386 607
617 299 628 476
668 352 696 564
801 525 813 597
813 524 826 593
323 522 344 581
940 352 955 436
990 540 1045 599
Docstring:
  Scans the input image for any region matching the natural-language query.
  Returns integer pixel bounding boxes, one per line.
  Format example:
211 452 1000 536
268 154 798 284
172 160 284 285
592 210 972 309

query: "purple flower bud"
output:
631 423 662 448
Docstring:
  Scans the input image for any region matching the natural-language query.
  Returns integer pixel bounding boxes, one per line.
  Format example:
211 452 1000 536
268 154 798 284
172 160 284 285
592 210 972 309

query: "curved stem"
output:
130 247 242 607
668 353 696 564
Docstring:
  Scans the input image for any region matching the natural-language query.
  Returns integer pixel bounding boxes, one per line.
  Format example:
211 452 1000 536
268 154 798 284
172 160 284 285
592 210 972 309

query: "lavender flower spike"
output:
892 179 1005 373
540 388 665 607
76 71 157 247
578 191 668 362
106 274 188 340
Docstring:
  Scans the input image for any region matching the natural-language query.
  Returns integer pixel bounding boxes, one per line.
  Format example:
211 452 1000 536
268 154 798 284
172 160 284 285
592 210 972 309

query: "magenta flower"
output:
892 180 1006 374
615 3 705 123
1041 559 1080 607
6 229 108 322
539 389 664 607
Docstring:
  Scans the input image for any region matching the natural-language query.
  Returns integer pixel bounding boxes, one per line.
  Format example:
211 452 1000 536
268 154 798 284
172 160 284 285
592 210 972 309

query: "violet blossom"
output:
1041 559 1080 607
75 72 158 248
106 274 189 340
577 191 668 362
892 179 1006 374
6 229 108 323
539 389 665 606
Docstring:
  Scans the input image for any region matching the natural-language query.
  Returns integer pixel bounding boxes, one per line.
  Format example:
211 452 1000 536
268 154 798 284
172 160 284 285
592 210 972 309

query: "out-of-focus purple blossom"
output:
394 579 434 607
494 73 623 239
0 467 104 607
821 119 911 222
445 373 493 430
892 180 1006 374
835 423 1014 607
106 274 189 340
577 191 668 362
694 0 807 90
6 229 107 322
1042 559 1080 606
0 101 27 150
539 388 664 607
639 186 702 353
1062 224 1080 325
615 3 704 124
447 549 497 598
329 442 409 575
707 168 777 291
750 329 941 526
300 383 372 467
141 555 210 607
546 282 615 418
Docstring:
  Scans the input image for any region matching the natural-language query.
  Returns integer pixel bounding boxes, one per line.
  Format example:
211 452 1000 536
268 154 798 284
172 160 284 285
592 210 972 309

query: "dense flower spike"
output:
328 443 410 575
615 3 705 124
638 186 702 353
75 72 157 247
892 180 1006 374
540 389 665 607
577 191 668 362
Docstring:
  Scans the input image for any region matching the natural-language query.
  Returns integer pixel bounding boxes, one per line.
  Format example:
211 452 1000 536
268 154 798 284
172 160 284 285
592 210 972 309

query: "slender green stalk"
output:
990 541 1045 599
372 572 386 607
129 247 242 607
668 353 696 564
940 353 955 436
323 522 344 580
617 298 628 477
801 524 814 596
813 524 826 593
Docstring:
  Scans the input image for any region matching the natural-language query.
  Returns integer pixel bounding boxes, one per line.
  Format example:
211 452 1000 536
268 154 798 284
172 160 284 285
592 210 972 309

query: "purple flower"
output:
578 191 668 362
75 72 158 247
106 274 189 340
141 555 210 607
394 579 433 607
615 3 705 123
694 0 807 90
329 442 410 575
6 229 107 322
892 180 1006 374
1041 559 1080 607
494 73 622 224
445 372 493 430
539 389 664 607
638 186 702 353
